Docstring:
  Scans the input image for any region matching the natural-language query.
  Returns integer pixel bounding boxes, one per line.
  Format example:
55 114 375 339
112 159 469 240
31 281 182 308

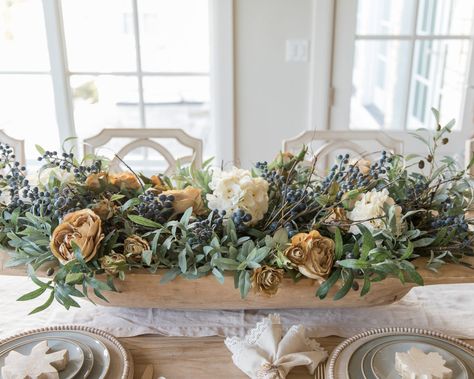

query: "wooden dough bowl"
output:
1 251 473 309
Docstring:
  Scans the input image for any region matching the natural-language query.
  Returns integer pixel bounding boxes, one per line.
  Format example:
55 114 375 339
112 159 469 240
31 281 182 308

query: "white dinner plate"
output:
0 337 84 379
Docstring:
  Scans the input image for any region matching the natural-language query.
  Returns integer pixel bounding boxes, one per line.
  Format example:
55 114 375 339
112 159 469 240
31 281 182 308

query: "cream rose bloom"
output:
206 167 269 225
347 188 402 234
27 167 75 188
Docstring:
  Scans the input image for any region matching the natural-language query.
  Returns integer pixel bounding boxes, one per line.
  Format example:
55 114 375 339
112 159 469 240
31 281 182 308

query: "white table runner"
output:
0 276 473 340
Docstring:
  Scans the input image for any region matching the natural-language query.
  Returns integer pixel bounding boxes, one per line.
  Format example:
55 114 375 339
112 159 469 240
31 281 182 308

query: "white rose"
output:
206 167 269 225
0 191 11 205
347 188 402 235
28 167 75 188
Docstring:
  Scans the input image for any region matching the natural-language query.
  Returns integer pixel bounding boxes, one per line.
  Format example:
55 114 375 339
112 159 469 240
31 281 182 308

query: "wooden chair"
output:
0 130 26 165
84 128 203 175
282 130 403 170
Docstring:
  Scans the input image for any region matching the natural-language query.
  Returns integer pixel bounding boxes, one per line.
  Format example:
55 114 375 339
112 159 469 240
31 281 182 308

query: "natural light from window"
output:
350 0 474 131
0 0 210 165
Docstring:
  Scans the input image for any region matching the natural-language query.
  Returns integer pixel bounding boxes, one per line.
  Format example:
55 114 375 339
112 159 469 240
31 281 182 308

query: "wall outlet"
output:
285 39 309 62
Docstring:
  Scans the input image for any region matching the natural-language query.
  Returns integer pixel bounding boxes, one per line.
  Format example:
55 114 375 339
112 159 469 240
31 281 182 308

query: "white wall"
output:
234 0 313 168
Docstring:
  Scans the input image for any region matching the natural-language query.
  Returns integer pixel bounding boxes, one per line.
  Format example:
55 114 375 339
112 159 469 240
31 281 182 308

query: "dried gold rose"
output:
284 233 308 266
325 207 350 232
124 235 150 263
279 151 295 165
50 209 104 264
109 172 141 191
92 199 116 220
100 253 127 276
252 266 284 296
85 172 108 190
150 175 167 193
350 158 371 176
298 230 335 281
162 187 206 216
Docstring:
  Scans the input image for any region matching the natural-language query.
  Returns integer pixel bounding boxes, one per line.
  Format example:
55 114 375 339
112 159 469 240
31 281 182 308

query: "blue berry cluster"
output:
38 151 102 179
0 143 88 217
320 152 391 200
231 209 252 232
267 220 297 237
431 215 469 232
136 192 175 224
256 161 286 184
189 209 226 244
189 220 214 245
284 189 308 217
407 181 428 200
29 187 82 218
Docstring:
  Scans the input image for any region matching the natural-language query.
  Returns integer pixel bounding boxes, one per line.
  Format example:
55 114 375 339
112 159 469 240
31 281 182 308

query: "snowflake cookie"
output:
395 347 453 379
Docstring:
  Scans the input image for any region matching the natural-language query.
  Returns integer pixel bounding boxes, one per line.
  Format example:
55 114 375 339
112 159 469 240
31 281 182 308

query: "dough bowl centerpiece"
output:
0 112 473 312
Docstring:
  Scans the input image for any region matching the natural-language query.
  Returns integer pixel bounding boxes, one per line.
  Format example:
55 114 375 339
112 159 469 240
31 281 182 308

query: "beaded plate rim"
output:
326 327 474 379
0 325 132 379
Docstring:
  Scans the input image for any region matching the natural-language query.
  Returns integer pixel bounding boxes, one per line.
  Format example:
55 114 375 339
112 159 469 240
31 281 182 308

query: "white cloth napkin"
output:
225 314 327 379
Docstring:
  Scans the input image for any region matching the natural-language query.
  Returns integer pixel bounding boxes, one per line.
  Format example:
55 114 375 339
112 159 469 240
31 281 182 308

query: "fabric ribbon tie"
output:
256 362 285 379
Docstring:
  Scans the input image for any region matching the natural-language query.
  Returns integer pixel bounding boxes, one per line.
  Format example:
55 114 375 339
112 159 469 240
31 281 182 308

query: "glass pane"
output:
407 39 470 129
138 0 209 72
357 0 415 35
417 0 474 35
143 76 211 155
350 40 411 130
0 75 59 161
61 0 137 72
71 75 141 139
0 0 50 71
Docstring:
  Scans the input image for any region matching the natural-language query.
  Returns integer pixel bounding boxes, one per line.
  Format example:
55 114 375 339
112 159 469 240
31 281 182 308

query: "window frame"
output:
309 0 474 147
2 0 234 164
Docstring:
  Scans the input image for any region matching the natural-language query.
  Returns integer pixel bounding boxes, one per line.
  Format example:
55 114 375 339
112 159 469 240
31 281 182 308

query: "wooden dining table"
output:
119 335 474 378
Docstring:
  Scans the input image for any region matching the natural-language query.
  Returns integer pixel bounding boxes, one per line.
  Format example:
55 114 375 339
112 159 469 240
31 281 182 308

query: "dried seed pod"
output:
442 138 449 145
352 281 360 291
418 160 425 169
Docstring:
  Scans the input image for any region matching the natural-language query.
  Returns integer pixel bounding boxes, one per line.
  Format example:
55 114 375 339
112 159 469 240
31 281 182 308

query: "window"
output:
0 0 221 165
0 0 60 161
331 0 474 132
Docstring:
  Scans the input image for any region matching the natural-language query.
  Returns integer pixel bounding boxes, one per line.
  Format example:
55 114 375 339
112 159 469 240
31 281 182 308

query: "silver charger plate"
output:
327 328 474 379
0 338 84 379
0 326 133 379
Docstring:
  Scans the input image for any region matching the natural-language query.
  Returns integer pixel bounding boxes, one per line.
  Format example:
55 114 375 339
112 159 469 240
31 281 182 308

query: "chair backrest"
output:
0 130 25 165
282 130 403 170
84 128 203 175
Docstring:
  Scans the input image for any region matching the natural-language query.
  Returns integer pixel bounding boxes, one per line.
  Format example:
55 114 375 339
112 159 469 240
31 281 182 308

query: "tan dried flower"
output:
297 230 335 281
92 199 116 220
85 172 108 190
50 209 104 264
284 233 308 266
100 253 127 276
108 172 141 191
162 187 206 216
124 235 150 263
252 266 284 296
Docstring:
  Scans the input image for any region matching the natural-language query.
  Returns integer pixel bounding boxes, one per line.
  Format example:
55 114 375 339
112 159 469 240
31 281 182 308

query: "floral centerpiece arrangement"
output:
0 110 473 313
